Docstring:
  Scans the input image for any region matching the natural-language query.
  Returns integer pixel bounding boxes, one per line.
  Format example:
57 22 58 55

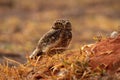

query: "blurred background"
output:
0 0 120 63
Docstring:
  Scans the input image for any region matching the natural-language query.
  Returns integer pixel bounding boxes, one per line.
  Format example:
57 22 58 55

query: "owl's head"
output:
52 20 64 30
52 20 72 31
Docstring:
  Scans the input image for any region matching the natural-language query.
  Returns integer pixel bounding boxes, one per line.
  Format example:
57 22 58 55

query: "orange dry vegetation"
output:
0 50 89 80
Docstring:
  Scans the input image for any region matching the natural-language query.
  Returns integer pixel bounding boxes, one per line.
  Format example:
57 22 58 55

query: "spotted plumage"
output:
29 20 72 59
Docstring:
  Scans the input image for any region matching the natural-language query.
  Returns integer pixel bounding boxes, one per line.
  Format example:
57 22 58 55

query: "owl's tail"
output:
29 48 43 59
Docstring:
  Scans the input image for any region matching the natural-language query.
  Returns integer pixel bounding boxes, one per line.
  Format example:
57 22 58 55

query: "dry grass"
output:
0 47 120 80
0 49 95 80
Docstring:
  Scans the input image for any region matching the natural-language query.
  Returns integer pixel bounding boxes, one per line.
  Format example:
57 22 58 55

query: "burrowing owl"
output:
29 20 72 59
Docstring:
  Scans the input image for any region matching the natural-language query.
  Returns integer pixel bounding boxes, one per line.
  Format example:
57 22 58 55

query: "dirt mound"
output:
89 35 120 74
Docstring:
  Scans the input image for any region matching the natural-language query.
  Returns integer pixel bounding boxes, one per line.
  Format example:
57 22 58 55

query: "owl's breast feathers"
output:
59 30 72 47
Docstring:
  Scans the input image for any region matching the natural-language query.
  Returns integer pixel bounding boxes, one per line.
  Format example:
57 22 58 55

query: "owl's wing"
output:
37 29 62 52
